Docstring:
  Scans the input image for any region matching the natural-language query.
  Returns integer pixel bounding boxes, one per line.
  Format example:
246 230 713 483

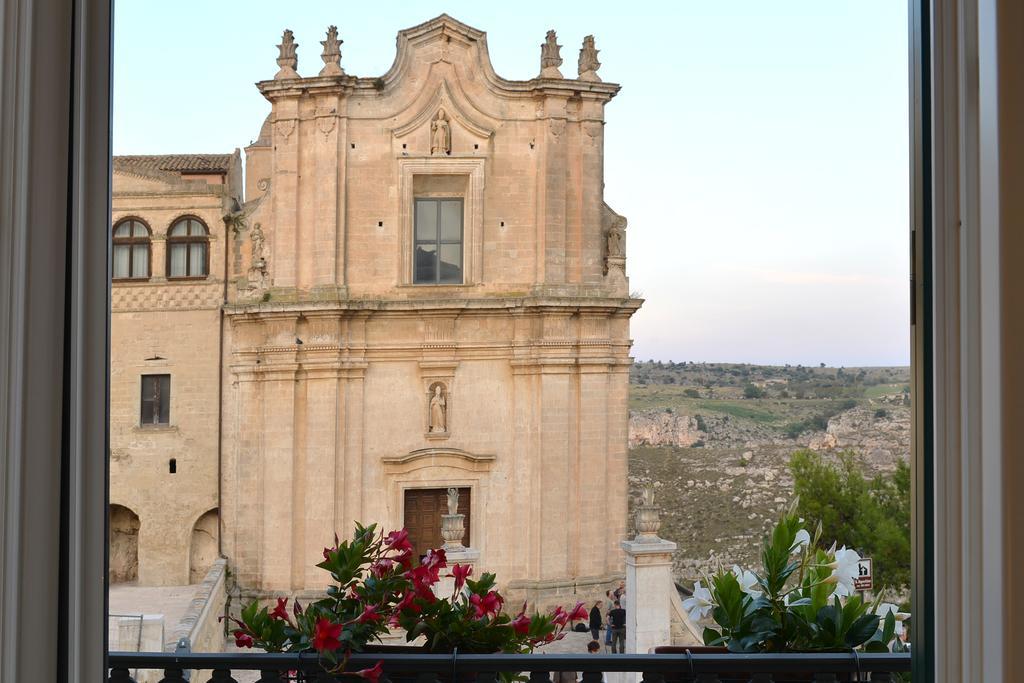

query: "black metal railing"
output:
108 650 911 683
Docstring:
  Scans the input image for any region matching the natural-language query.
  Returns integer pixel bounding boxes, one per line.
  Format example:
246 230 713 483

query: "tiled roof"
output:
114 154 234 176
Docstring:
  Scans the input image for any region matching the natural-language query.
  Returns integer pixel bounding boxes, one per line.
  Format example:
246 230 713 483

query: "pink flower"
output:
233 630 254 648
270 597 289 621
511 613 531 635
312 618 343 652
470 591 504 619
358 605 384 624
370 558 395 578
384 529 412 553
551 606 569 627
423 548 447 571
567 602 588 622
451 563 472 593
354 662 384 683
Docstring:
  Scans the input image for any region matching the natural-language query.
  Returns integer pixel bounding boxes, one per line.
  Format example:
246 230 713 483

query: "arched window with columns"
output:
167 216 209 278
111 218 151 280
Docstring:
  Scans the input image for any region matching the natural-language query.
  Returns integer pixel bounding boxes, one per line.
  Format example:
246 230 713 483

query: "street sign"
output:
854 558 873 591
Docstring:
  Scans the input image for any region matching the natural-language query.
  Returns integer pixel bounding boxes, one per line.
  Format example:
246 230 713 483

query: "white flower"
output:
731 565 763 599
876 603 910 637
682 580 715 621
825 546 861 596
791 529 811 555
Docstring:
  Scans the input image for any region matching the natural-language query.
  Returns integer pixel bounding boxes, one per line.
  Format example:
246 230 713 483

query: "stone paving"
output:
108 582 199 649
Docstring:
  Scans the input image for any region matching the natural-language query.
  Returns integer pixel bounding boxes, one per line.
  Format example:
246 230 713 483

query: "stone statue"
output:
607 218 625 257
429 384 447 432
447 487 459 515
540 30 563 78
319 25 344 76
275 29 299 80
578 35 601 82
430 108 451 156
250 223 265 263
642 485 655 508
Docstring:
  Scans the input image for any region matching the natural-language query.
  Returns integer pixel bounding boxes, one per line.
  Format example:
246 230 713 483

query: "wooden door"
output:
403 487 471 560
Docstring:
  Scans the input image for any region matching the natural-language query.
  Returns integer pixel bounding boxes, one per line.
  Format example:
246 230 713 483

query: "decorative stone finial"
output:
275 29 299 80
441 487 466 550
540 30 563 79
319 25 344 76
578 35 601 82
634 483 662 541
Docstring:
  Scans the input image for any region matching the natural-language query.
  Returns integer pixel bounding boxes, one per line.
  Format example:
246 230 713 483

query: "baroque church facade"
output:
110 15 638 607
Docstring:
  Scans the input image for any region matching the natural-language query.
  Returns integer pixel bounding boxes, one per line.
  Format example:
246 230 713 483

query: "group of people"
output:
587 581 628 654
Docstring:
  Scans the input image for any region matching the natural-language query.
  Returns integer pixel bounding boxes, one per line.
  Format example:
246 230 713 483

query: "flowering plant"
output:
227 523 586 679
682 502 909 653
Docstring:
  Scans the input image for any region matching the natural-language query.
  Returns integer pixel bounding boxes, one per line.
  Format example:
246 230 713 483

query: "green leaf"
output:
845 614 881 648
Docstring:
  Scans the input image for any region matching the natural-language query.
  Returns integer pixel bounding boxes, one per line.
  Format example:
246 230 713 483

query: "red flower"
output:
451 563 472 592
469 591 503 619
233 630 254 648
393 548 414 569
511 613 531 635
422 548 447 571
312 617 343 652
384 529 412 553
354 662 384 683
358 605 384 624
551 606 569 627
567 601 588 622
270 597 289 621
396 590 423 614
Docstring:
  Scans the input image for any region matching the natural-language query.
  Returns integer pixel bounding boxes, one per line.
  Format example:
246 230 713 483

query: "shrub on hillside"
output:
789 449 910 590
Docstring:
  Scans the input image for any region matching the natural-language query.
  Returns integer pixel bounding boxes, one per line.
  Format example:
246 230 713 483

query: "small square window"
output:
140 374 170 426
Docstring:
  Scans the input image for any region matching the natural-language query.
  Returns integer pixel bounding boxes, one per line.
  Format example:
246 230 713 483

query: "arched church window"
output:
167 216 209 278
112 218 151 280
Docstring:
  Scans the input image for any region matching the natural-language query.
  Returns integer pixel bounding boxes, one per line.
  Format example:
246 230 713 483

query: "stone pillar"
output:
620 488 676 655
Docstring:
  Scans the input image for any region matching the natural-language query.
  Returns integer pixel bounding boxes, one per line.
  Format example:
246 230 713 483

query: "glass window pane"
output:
169 243 187 277
114 223 130 238
170 222 186 237
113 244 130 278
440 201 462 241
189 219 205 236
131 221 147 238
189 242 206 276
132 244 149 278
158 376 170 424
415 200 437 240
414 243 437 283
438 244 462 284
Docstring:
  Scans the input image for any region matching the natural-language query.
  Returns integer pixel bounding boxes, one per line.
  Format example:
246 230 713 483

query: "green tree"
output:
743 383 766 399
789 449 911 590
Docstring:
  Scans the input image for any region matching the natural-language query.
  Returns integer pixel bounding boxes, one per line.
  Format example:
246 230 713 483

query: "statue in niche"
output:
428 384 448 433
447 487 459 515
607 218 625 258
577 35 602 81
250 223 265 263
431 108 451 156
540 30 563 78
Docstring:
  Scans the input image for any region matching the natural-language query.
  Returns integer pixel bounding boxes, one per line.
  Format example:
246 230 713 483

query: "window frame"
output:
412 197 464 285
111 217 152 281
166 215 210 280
139 374 171 427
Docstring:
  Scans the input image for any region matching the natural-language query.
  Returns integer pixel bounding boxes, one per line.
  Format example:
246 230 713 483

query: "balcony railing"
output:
108 650 911 683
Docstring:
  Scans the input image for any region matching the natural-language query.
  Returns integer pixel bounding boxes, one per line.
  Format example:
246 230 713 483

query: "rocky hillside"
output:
625 362 911 585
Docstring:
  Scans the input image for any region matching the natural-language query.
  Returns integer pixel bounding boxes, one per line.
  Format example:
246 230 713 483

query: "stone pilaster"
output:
621 537 677 655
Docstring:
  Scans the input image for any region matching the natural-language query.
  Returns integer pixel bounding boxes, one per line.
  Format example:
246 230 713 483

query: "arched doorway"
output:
189 508 219 583
108 504 140 583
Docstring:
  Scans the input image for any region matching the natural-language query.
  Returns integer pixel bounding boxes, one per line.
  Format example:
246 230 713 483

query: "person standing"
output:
608 600 627 654
589 600 604 641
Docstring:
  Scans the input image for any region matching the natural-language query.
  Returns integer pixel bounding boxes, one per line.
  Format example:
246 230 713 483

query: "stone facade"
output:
110 15 639 608
109 153 242 586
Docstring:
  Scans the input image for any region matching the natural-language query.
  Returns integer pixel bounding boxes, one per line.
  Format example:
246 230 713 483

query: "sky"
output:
113 1 910 367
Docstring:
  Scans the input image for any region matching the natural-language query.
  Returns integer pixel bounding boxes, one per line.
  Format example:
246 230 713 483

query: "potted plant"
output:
666 502 909 679
226 523 587 682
